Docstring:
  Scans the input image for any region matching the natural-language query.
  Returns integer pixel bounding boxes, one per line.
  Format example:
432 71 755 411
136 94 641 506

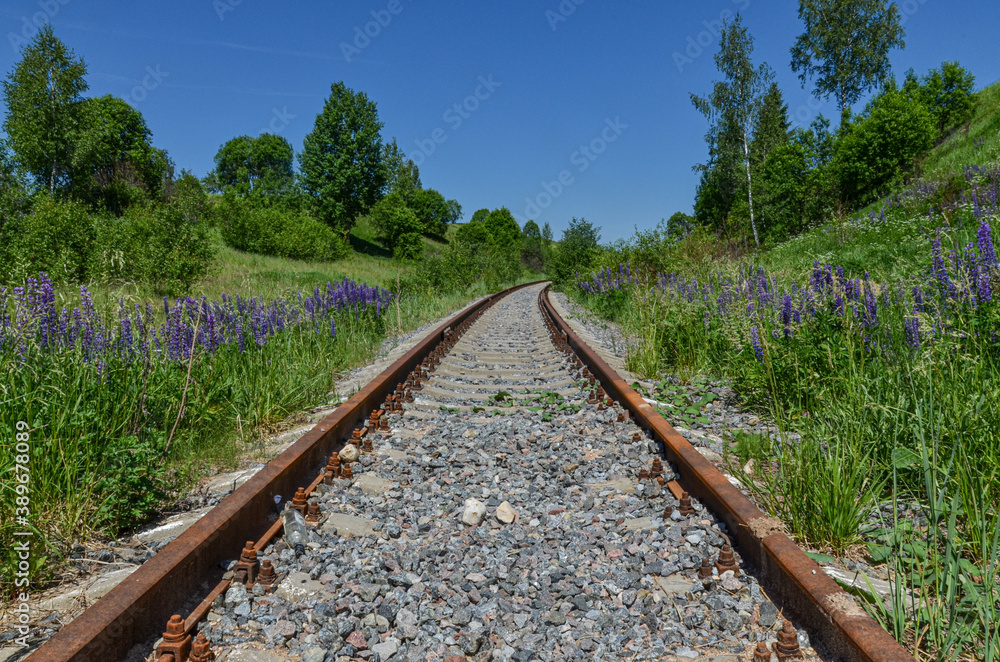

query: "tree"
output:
521 220 544 271
470 208 489 225
369 192 423 260
383 138 421 203
751 83 790 165
551 217 601 284
483 207 522 249
409 188 460 239
211 133 294 195
300 82 387 233
920 61 976 136
790 0 905 127
541 222 553 244
692 14 774 247
835 85 934 204
72 95 170 213
2 25 88 194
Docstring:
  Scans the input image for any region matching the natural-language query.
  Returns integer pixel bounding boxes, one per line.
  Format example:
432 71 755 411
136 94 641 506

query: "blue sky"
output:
1 0 998 241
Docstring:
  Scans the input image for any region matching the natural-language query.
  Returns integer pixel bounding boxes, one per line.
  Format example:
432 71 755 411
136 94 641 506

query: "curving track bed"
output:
26 283 912 662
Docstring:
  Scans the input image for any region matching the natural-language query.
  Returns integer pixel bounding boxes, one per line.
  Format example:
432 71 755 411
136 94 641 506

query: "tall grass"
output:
573 187 1000 659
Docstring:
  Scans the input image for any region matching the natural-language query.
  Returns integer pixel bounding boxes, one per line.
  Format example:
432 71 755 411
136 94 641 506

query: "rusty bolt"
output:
698 556 713 579
774 621 803 659
323 470 335 485
638 468 650 482
326 452 340 475
678 492 696 516
341 463 353 480
257 559 277 590
753 642 771 662
617 412 625 422
663 505 673 518
232 540 259 585
291 487 308 515
716 544 740 575
632 432 641 442
656 475 665 487
351 428 362 442
305 500 321 524
651 458 664 478
379 416 389 431
362 436 374 453
190 633 216 662
596 386 607 400
156 615 192 662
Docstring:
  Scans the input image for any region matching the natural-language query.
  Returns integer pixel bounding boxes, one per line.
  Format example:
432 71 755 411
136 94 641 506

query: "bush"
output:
550 217 600 284
218 195 348 262
92 202 215 294
369 193 423 260
12 196 95 283
836 89 936 205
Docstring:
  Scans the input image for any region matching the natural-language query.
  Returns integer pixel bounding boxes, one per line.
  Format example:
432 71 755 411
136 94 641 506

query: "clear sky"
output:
1 1 998 241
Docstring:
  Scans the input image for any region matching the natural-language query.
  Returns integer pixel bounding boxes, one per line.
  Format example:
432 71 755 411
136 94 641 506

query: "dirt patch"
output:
747 516 785 539
825 592 867 618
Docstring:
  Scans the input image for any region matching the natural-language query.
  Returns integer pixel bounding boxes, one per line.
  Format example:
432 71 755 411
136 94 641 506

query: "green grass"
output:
921 80 1000 179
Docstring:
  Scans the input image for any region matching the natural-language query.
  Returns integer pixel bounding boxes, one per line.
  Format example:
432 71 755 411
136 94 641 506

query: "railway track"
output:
25 283 913 662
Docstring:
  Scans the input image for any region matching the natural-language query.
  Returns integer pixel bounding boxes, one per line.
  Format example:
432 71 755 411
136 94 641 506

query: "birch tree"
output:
691 14 773 247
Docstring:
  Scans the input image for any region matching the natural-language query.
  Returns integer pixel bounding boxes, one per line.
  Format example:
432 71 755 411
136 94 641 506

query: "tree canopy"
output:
211 133 294 196
2 24 88 193
300 81 387 233
790 0 905 126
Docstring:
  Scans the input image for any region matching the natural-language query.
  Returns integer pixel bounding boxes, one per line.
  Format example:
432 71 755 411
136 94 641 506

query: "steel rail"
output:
27 281 540 662
539 285 914 662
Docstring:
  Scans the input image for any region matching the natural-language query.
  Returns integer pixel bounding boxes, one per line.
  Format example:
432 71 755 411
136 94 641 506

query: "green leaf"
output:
866 543 891 563
804 551 837 565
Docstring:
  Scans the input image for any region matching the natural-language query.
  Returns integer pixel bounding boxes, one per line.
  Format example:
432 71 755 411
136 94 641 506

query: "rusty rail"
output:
539 285 914 662
27 281 539 662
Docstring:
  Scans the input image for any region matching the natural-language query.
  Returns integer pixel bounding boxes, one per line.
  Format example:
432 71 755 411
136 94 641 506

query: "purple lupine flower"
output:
905 317 921 352
978 218 997 268
750 327 764 363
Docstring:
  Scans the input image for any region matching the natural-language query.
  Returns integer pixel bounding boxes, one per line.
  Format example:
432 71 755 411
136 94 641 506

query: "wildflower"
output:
750 326 764 363
978 218 997 268
905 317 921 352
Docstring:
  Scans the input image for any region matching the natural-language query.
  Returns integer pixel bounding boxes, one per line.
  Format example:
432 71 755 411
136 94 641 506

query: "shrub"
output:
369 193 423 260
218 195 348 262
92 202 215 294
12 196 95 283
836 89 936 205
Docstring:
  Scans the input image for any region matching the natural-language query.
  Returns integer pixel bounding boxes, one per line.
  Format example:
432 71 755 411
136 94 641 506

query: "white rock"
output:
495 501 517 524
339 444 360 463
462 498 487 526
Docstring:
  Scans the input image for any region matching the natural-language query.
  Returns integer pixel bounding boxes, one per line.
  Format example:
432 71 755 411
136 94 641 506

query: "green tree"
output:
300 82 387 233
835 86 935 204
369 192 423 260
2 25 88 194
470 208 489 225
72 95 170 214
551 217 601 284
211 133 294 195
383 137 421 203
692 14 774 246
521 219 544 271
790 0 905 126
409 188 460 239
920 61 976 136
483 207 522 249
751 83 791 166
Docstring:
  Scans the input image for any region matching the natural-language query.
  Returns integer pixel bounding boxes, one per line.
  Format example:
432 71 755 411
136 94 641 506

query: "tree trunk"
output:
743 131 759 247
